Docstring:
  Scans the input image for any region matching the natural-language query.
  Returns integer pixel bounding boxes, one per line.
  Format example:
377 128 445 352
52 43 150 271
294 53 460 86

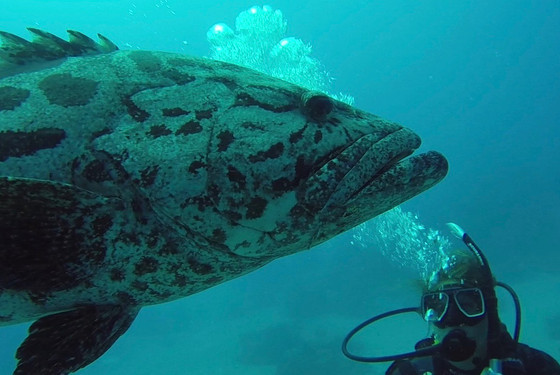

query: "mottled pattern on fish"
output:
0 29 448 374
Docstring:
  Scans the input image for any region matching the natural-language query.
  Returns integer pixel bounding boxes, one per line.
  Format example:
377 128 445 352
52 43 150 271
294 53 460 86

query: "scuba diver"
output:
343 223 560 374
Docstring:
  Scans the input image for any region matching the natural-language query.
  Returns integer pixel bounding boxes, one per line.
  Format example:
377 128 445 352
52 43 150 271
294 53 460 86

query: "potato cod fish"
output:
0 29 448 374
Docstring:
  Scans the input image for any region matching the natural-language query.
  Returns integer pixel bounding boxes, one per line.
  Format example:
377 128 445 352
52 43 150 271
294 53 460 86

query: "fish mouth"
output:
300 128 448 244
346 147 415 201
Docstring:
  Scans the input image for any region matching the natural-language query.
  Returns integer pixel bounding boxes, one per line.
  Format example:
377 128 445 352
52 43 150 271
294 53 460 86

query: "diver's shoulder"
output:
513 342 560 374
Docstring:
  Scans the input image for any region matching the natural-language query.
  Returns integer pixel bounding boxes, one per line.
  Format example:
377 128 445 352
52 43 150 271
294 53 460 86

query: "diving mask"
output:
421 287 486 327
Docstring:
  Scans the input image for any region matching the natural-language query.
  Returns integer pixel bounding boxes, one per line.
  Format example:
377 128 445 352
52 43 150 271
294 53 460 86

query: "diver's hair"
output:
426 248 495 292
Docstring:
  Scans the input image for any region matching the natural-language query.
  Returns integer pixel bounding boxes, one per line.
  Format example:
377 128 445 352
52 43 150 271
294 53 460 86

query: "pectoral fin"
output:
14 305 139 375
0 176 124 296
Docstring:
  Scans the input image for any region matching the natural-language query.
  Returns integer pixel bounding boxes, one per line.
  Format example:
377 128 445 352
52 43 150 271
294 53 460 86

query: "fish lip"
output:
306 147 448 247
334 149 449 214
346 148 414 201
301 128 422 211
332 128 422 202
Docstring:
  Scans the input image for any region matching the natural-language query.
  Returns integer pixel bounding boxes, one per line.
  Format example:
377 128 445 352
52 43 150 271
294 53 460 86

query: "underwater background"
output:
1 1 559 374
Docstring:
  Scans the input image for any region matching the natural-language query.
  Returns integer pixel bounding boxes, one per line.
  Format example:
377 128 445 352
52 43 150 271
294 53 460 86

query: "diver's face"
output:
431 316 489 370
422 285 490 369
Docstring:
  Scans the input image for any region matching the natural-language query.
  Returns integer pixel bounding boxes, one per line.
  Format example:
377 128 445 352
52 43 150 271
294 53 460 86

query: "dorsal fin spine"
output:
0 28 119 68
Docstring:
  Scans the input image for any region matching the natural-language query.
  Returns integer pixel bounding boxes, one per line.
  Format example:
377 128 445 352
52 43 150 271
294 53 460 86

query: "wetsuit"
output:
386 326 560 375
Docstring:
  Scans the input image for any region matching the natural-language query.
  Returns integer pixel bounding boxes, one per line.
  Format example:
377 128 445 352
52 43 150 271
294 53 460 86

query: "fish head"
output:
183 72 448 258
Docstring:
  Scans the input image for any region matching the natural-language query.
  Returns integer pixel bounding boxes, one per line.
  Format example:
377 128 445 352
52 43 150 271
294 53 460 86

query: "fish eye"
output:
301 92 334 120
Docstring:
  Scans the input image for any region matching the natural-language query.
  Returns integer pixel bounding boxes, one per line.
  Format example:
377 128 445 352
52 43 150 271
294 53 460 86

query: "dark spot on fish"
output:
314 130 323 143
195 109 213 120
132 280 149 291
174 273 187 287
233 241 251 251
246 196 268 219
39 73 98 107
176 120 202 135
227 165 246 190
134 257 159 276
0 86 30 111
211 228 227 243
289 126 306 143
326 160 338 171
223 210 242 222
83 160 111 182
188 160 206 175
272 177 295 193
0 128 66 162
208 76 238 91
162 69 196 85
139 165 159 187
162 107 190 117
92 215 112 236
91 127 112 140
131 198 148 225
289 204 309 220
234 92 295 113
129 51 162 72
188 256 213 275
159 239 180 255
110 268 125 282
146 229 159 248
117 292 137 305
122 96 150 122
190 196 213 212
208 184 220 199
121 231 141 246
248 142 284 163
148 124 172 138
328 117 341 125
241 121 265 131
217 130 234 152
294 155 312 184
234 93 258 107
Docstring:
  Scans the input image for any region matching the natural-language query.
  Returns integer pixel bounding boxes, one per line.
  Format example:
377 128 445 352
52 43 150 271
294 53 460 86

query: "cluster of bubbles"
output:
206 5 354 105
351 207 452 281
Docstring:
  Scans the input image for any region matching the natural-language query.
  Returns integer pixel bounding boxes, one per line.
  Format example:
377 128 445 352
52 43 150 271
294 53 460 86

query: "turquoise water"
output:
1 1 559 374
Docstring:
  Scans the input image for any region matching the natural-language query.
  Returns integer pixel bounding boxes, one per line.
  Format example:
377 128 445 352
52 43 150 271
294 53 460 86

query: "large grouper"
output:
0 29 448 374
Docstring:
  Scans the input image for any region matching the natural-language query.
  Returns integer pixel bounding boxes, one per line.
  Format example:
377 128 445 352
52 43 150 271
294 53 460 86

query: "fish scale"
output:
0 29 448 374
